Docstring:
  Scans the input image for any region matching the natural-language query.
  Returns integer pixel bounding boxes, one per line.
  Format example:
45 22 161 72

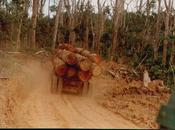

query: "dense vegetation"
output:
0 0 174 90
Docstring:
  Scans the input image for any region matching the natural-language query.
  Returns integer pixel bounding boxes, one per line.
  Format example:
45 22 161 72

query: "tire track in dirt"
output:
5 57 139 128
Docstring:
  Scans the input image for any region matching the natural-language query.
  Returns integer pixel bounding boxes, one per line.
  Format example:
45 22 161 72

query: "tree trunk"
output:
170 41 174 64
94 0 106 54
84 16 89 49
154 0 161 60
142 0 151 51
16 18 23 50
52 0 63 50
92 64 102 77
69 13 76 45
48 0 50 17
52 56 68 77
57 13 64 43
139 0 143 12
143 69 151 87
90 17 95 52
31 0 39 49
39 0 46 15
110 0 124 61
78 70 92 82
163 0 171 65
58 44 102 64
63 0 74 45
56 49 78 65
76 54 92 71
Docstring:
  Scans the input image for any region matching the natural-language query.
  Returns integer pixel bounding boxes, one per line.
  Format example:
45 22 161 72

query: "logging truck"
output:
51 44 102 96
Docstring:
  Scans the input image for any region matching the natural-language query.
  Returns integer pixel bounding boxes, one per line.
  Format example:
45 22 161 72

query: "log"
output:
81 50 91 57
75 54 92 71
58 43 76 52
58 44 65 49
66 66 77 78
57 46 102 64
64 44 76 52
78 70 92 82
88 53 102 64
52 56 68 77
56 50 78 65
80 58 92 71
74 47 84 54
92 64 102 77
75 49 101 64
58 50 92 70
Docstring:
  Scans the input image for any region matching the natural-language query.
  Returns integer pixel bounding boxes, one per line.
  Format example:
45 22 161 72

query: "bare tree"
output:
139 0 143 12
163 0 172 65
110 0 125 61
153 0 162 60
48 0 50 17
94 0 106 54
16 18 23 49
52 0 63 50
170 0 175 64
39 0 46 15
16 0 29 50
31 0 40 49
69 0 76 45
82 0 92 49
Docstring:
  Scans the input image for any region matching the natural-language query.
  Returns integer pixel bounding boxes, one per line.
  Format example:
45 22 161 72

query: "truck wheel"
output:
87 82 92 97
51 71 57 94
82 82 89 96
57 77 63 94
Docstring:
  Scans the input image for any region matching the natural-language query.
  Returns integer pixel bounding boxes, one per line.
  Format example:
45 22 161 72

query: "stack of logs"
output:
52 44 102 86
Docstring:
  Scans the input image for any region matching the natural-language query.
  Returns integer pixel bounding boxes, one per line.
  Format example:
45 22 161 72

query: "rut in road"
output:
8 58 138 128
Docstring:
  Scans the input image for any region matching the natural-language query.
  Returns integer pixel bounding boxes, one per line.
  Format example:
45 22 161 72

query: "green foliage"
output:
168 34 175 42
150 64 166 79
36 16 54 48
0 0 175 90
129 43 175 90
50 5 57 13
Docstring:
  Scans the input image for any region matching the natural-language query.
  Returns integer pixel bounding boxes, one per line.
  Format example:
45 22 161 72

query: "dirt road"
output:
2 56 139 128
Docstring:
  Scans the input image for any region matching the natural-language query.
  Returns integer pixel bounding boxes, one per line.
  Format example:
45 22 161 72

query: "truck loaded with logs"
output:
51 44 102 95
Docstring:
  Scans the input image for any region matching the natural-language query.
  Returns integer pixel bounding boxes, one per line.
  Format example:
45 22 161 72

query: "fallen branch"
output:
131 68 139 77
135 53 148 70
35 50 49 56
106 69 119 79
6 51 21 54
35 50 45 55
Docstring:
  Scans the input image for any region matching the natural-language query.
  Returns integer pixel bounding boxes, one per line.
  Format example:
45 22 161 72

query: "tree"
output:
163 0 171 65
39 0 46 15
170 0 175 64
94 0 106 54
153 0 161 60
31 0 40 49
16 0 29 50
110 0 125 61
52 0 63 50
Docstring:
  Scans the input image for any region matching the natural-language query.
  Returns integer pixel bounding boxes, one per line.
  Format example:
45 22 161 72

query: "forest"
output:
0 0 175 88
0 0 175 129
